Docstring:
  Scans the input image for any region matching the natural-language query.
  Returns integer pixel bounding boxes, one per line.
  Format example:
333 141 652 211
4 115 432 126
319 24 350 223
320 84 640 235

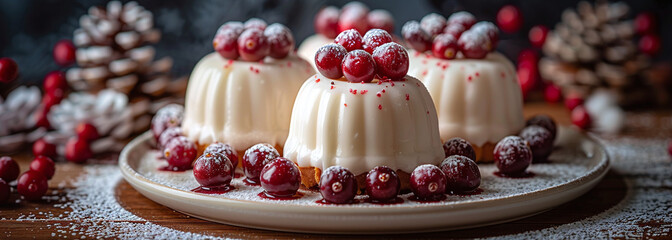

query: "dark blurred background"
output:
1 0 670 86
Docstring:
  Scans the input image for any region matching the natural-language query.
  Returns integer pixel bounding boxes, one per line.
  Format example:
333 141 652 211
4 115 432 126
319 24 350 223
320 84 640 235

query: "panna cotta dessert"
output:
284 29 444 189
403 12 525 162
182 19 314 156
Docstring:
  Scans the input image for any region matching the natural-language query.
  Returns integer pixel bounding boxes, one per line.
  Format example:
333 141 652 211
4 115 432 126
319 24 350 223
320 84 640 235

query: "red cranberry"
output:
158 127 183 149
30 155 55 180
564 95 584 111
571 105 591 130
193 152 234 187
401 21 431 52
447 11 476 29
472 21 500 51
319 166 358 204
440 155 481 193
0 179 9 204
420 13 446 38
213 27 242 60
238 28 269 62
517 48 539 65
338 5 369 35
526 115 557 141
315 43 348 79
443 24 466 40
265 23 294 59
639 34 661 56
493 136 532 175
34 106 51 129
0 57 19 83
634 12 657 35
372 42 408 80
341 1 369 15
41 88 64 111
76 122 99 142
17 170 48 201
544 84 562 103
443 137 476 160
431 33 458 60
53 39 76 66
528 25 549 48
43 71 68 93
33 138 57 159
519 126 554 163
244 18 267 30
365 166 400 202
0 156 20 182
242 143 280 184
315 6 340 38
367 9 394 34
362 29 393 54
151 104 184 141
458 30 490 59
496 5 523 33
342 50 376 83
517 62 538 97
164 136 197 170
260 157 301 197
217 21 244 34
410 164 447 200
65 137 92 164
334 29 363 52
204 142 239 168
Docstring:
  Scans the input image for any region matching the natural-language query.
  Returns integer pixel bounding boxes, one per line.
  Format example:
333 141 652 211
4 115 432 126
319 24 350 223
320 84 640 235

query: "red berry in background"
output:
204 142 239 168
76 122 99 142
338 3 369 35
634 12 657 35
431 33 458 60
443 137 476 160
365 166 401 202
33 138 57 159
362 29 393 54
544 84 562 103
639 34 661 56
458 30 490 59
17 170 48 201
151 104 184 141
314 6 340 39
0 57 19 83
528 25 549 48
41 88 64 111
260 157 301 197
0 179 9 204
410 164 447 200
571 105 591 130
372 42 409 80
315 43 348 79
319 166 358 204
34 107 51 129
43 71 68 93
341 1 370 15
420 13 447 38
65 137 93 164
517 62 538 97
493 136 532 175
217 21 244 34
238 28 269 62
0 156 20 182
526 115 558 141
265 23 295 59
471 22 500 51
440 155 481 193
30 156 56 180
193 152 234 187
213 27 242 60
496 5 523 33
564 95 584 111
342 49 377 83
334 29 363 52
668 141 672 157
517 48 539 65
163 136 197 170
519 125 554 163
447 11 477 29
158 127 183 150
443 24 466 40
53 39 76 67
242 143 280 184
401 21 431 52
367 9 394 34
244 18 267 30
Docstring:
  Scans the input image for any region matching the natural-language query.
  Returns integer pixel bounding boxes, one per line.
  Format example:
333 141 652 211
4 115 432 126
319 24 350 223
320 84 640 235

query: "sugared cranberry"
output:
471 21 500 51
341 1 370 15
193 152 234 187
443 137 476 160
519 126 554 163
443 24 466 40
496 5 523 33
65 137 92 164
420 13 446 38
43 71 68 93
372 42 408 80
0 57 19 83
431 33 458 60
242 143 280 184
238 28 269 62
204 142 239 168
493 136 532 175
17 170 48 201
458 30 490 59
0 179 9 204
410 164 447 200
440 155 481 193
260 157 301 197
163 136 197 170
213 27 242 60
53 39 76 66
447 11 476 29
334 29 363 52
265 23 294 59
544 84 562 103
217 21 244 34
634 12 657 35
639 34 661 56
526 115 557 141
365 166 400 202
0 156 20 182
342 50 376 83
76 122 99 142
401 21 431 52
362 29 393 54
244 18 267 30
315 43 348 79
30 155 55 180
158 127 183 149
528 25 549 48
319 166 358 204
33 138 57 159
367 9 394 34
564 95 584 111
338 4 369 35
315 6 340 38
151 104 184 141
571 105 591 130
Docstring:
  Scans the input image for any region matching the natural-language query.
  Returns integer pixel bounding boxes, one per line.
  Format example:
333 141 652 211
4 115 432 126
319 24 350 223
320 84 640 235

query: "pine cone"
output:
0 86 46 152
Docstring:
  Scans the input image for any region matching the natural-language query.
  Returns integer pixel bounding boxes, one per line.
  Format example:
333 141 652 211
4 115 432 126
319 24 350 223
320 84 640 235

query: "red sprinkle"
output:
378 104 383 110
501 72 506 78
349 89 357 94
287 61 292 67
382 89 386 93
427 111 430 114
405 94 410 101
468 75 473 81
316 78 321 83
344 103 348 107
376 92 382 97
422 70 428 76
414 51 421 57
330 86 334 90
360 90 368 95
475 72 480 77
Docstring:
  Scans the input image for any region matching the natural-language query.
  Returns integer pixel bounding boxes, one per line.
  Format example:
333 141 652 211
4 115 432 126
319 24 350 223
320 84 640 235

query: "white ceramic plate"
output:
119 127 609 234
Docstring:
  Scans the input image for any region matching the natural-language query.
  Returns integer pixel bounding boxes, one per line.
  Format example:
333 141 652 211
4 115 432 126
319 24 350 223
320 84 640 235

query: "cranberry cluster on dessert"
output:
213 19 295 61
402 12 499 59
314 2 394 38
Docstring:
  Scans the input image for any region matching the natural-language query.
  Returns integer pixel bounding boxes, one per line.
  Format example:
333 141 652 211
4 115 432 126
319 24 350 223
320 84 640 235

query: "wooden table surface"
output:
0 103 670 239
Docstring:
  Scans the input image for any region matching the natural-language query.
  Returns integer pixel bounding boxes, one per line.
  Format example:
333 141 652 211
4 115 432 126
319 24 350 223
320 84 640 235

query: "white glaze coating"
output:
182 53 314 151
297 34 333 71
283 74 444 175
407 50 524 147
